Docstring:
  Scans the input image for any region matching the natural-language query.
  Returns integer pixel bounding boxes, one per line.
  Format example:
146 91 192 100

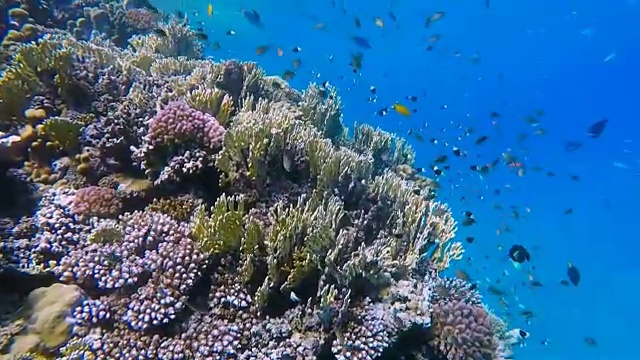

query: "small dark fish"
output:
455 269 471 281
226 29 236 36
564 140 583 152
255 44 270 55
186 274 212 313
567 262 580 286
465 236 475 243
521 310 534 319
487 285 504 296
242 9 265 29
570 175 580 181
434 154 448 164
351 35 372 49
462 210 474 218
563 208 573 215
425 11 445 27
530 280 543 287
541 339 550 346
490 111 500 118
292 46 302 53
406 95 418 102
282 151 293 172
282 70 295 81
462 217 476 226
475 135 489 145
584 337 597 346
587 119 608 138
350 52 364 71
152 28 167 37
560 279 570 286
354 16 362 28
195 32 208 41
508 244 530 263
469 283 478 291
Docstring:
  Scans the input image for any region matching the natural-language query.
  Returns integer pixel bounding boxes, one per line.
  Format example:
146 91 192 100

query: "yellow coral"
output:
36 117 82 153
0 36 73 120
190 194 246 255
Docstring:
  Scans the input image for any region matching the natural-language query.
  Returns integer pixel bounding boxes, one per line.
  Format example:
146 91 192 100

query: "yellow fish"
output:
393 103 411 116
207 2 213 16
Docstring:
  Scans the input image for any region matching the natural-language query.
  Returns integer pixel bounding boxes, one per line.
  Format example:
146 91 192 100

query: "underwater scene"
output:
0 0 637 359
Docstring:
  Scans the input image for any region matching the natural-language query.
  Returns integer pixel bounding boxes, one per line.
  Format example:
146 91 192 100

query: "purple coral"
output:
430 300 505 360
136 100 226 184
72 186 122 218
147 100 225 150
61 211 205 332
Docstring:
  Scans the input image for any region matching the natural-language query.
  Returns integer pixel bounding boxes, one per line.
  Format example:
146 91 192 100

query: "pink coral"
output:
72 186 122 218
148 100 225 150
430 300 506 360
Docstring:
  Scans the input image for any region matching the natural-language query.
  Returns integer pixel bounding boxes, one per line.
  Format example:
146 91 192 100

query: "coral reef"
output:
0 1 517 359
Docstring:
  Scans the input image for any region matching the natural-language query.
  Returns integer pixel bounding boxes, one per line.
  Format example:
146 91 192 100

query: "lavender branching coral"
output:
134 99 226 185
0 9 516 359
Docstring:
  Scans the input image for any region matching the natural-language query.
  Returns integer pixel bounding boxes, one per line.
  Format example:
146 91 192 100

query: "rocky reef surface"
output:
0 1 518 359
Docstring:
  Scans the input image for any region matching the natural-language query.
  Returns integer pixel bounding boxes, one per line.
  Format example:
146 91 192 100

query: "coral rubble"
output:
0 1 518 359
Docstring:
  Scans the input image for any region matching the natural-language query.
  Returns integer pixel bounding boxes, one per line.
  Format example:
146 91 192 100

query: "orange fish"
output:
207 2 213 16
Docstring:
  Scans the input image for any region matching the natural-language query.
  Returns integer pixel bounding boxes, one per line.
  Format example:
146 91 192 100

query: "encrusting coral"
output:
0 2 519 360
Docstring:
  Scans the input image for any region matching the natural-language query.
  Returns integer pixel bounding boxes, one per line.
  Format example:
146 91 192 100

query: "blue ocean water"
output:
153 0 639 358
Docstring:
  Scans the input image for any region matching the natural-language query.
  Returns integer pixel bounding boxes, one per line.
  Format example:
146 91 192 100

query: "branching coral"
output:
135 99 225 184
190 194 246 256
129 20 203 59
352 122 416 171
300 82 346 143
0 36 73 123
